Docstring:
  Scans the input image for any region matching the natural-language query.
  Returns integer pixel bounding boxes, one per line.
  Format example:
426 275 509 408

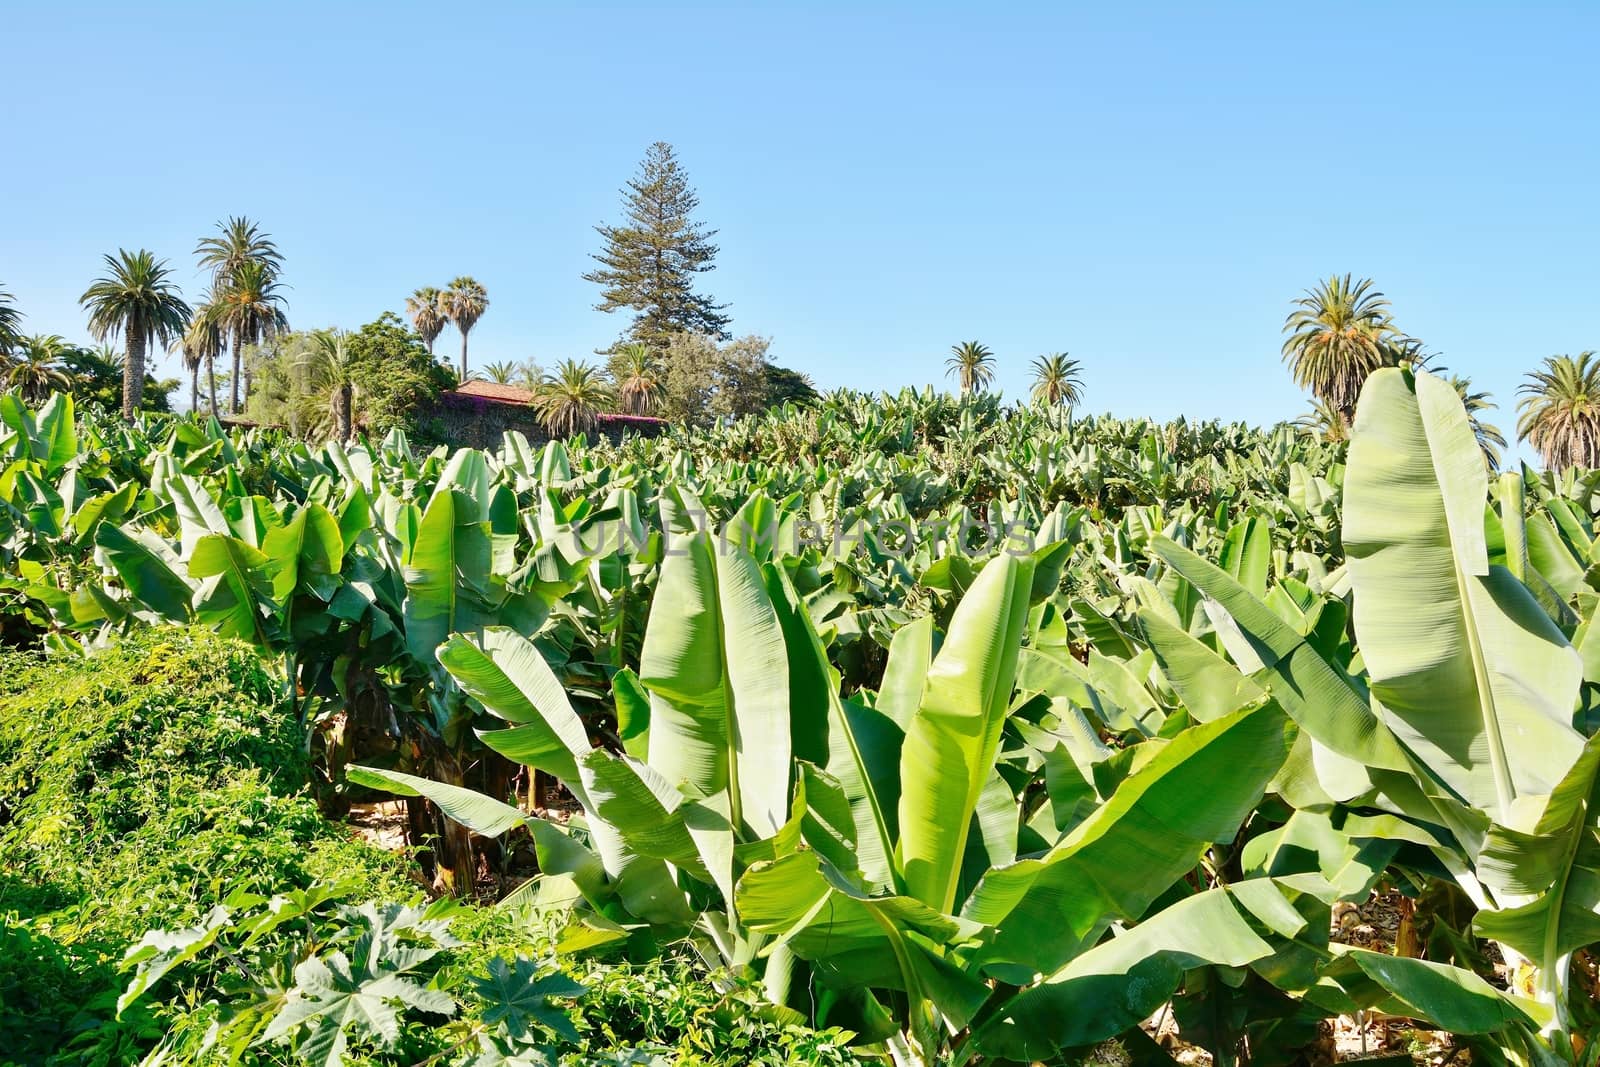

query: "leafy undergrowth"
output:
0 628 414 1064
0 631 870 1066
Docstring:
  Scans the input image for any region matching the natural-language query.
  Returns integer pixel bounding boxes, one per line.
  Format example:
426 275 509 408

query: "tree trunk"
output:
334 383 353 441
231 329 243 413
459 329 469 381
190 363 199 414
432 750 477 897
123 330 145 421
206 353 218 417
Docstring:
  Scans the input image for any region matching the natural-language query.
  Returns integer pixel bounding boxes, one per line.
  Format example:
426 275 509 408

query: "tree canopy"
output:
585 142 730 346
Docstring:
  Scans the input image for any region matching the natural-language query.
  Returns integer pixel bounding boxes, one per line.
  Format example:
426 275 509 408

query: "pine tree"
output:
585 142 730 345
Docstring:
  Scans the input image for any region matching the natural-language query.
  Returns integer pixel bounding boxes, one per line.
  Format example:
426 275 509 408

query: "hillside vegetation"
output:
0 376 1597 1065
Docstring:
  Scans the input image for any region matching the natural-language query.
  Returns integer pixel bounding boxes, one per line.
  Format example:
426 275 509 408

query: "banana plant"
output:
1146 369 1595 1060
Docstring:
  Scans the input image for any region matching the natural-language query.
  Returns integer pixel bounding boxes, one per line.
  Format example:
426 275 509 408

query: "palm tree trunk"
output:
231 329 243 413
459 329 469 381
334 384 353 441
190 364 199 414
206 354 218 417
122 331 145 421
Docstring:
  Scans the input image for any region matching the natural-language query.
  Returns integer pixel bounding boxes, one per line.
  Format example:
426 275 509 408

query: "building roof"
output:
454 379 535 404
446 379 669 428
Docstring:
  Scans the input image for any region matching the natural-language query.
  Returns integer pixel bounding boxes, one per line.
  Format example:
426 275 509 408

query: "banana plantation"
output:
3 373 1599 1065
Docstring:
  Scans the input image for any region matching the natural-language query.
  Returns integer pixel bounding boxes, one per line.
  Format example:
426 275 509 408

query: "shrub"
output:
0 629 412 1065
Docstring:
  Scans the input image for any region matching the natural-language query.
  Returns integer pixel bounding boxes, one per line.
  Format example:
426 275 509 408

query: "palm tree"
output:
1296 399 1351 444
533 359 614 439
406 286 448 356
80 250 192 420
1281 275 1398 421
196 218 284 413
195 217 283 281
482 360 519 384
0 284 22 357
296 330 359 441
1029 353 1084 407
1444 373 1505 470
609 342 665 415
175 304 224 415
442 277 489 381
945 341 996 396
1517 353 1600 470
5 335 73 403
212 260 289 413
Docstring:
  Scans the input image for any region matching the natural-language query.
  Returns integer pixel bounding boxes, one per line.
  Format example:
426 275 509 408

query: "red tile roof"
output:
455 380 535 403
446 380 669 428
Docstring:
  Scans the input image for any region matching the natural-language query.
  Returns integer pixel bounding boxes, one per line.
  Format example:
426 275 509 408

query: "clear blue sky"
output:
4 1 1597 444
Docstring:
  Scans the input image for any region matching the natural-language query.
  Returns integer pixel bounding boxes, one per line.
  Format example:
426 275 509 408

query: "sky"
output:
3 1 1597 452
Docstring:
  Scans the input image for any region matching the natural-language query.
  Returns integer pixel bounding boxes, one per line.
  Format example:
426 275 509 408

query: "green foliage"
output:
6 365 1600 1063
0 629 412 1064
657 331 776 425
762 364 818 408
585 142 729 345
245 314 451 441
0 282 23 355
532 359 614 438
79 249 193 420
57 342 179 414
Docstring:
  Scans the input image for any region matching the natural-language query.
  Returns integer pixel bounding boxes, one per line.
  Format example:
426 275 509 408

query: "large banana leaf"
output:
637 532 790 840
896 552 1035 912
262 503 343 604
438 628 591 784
95 523 195 622
402 489 492 665
1151 536 1409 778
735 850 984 1013
1345 369 1585 819
763 564 897 888
188 534 273 645
969 884 1282 1059
962 702 1288 976
1473 734 1600 1006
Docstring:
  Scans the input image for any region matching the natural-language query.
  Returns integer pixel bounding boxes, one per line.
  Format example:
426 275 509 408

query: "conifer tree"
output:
585 142 730 345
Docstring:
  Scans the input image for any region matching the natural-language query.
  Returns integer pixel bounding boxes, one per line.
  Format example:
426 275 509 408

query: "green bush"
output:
0 629 412 1065
0 631 873 1067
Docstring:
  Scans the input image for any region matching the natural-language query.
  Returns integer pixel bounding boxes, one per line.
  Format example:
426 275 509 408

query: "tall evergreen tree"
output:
584 142 730 345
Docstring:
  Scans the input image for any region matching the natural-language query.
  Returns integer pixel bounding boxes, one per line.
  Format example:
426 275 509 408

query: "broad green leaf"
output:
117 904 233 1016
1345 369 1585 818
1219 515 1270 598
897 552 1035 912
1141 608 1264 722
438 628 589 784
346 765 529 837
403 489 491 665
874 614 932 732
95 523 194 621
971 885 1277 1059
34 393 75 473
1328 949 1539 1035
964 702 1288 976
263 503 343 603
1473 734 1600 967
1152 536 1410 779
189 534 273 645
638 534 791 840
